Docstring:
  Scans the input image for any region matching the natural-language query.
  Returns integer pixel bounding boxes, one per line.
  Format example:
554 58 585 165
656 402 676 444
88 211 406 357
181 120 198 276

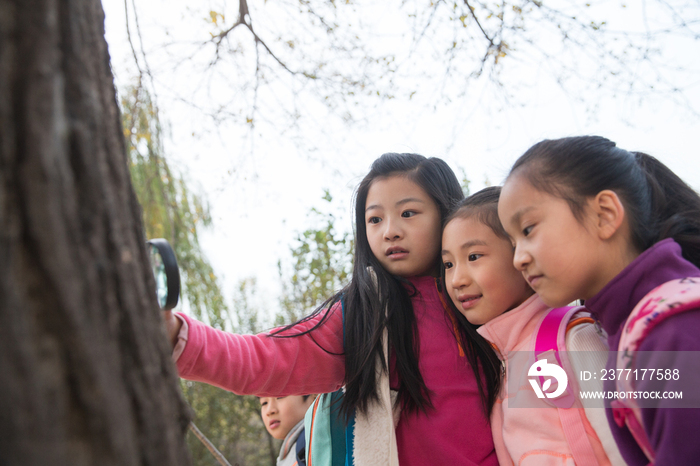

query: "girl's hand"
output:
163 310 183 349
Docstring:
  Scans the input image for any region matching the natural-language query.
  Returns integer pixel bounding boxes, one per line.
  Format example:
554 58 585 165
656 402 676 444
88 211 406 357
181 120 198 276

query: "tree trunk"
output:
0 0 192 464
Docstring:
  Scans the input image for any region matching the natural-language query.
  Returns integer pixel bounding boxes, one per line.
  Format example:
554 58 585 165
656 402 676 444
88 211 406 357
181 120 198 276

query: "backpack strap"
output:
532 306 600 466
306 299 350 466
296 426 307 466
532 306 582 409
306 390 348 466
612 276 700 464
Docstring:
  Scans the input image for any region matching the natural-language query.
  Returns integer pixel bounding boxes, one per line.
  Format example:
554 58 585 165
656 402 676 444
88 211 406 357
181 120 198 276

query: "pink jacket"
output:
174 275 497 466
477 295 612 466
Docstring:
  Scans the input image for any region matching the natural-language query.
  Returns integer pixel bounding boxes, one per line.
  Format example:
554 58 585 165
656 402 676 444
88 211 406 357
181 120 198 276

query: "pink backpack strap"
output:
533 306 600 466
613 277 700 464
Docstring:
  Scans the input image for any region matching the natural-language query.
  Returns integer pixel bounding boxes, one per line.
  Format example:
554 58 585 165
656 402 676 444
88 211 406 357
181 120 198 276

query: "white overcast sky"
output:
102 0 700 315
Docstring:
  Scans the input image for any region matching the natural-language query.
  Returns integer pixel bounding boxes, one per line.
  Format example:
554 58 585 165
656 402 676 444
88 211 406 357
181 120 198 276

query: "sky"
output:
102 0 700 315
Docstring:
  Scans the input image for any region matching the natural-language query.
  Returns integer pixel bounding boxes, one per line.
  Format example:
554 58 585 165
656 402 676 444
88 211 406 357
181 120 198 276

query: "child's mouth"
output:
386 247 408 258
527 275 543 287
458 295 482 310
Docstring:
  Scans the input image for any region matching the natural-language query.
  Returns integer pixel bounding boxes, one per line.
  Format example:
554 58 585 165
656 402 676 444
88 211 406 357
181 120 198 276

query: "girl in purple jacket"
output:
498 135 700 465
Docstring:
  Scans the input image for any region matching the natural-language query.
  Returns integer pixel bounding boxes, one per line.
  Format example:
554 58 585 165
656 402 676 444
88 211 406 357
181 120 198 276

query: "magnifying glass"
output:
146 240 233 465
147 238 180 310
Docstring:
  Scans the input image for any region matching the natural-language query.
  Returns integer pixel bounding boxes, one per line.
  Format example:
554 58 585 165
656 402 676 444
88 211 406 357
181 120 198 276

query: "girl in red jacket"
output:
164 153 502 465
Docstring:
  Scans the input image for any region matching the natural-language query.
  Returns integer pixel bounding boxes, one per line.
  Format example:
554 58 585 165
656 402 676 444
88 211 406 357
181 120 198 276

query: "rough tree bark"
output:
0 0 192 464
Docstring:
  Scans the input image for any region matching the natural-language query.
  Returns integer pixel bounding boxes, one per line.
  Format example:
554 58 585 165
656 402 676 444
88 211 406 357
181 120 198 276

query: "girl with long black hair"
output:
164 153 502 465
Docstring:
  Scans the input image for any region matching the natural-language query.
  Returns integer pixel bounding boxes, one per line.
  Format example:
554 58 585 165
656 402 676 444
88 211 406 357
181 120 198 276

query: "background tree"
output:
122 83 354 465
0 0 191 464
122 84 228 327
116 0 700 149
277 191 353 325
180 206 352 465
106 0 700 321
123 84 279 465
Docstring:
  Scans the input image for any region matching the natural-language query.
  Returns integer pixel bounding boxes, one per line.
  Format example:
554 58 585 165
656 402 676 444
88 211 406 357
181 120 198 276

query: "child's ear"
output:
591 190 625 240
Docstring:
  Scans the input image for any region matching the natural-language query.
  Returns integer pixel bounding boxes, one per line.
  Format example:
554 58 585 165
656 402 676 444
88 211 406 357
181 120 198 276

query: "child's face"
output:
259 396 314 440
365 176 442 277
442 216 533 325
498 174 610 307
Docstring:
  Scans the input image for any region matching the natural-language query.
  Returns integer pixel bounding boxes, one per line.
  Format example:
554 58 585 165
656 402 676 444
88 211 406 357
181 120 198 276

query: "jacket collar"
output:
586 238 700 342
279 419 305 461
476 294 549 356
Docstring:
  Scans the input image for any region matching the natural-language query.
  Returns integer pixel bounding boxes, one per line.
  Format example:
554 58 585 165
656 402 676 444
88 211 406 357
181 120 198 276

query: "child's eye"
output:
468 254 482 261
443 261 453 269
368 216 382 224
401 210 416 218
523 225 534 236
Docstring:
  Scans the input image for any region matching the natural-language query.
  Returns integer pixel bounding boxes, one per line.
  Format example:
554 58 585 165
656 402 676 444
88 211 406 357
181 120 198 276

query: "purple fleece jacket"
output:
585 239 700 465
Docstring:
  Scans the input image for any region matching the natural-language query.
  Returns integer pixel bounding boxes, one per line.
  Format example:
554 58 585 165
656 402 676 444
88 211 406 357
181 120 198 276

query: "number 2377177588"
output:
580 368 680 381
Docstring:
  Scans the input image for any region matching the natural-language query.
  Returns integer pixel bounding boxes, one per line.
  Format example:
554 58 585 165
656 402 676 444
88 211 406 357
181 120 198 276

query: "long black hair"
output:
274 153 465 417
508 136 700 266
344 153 464 415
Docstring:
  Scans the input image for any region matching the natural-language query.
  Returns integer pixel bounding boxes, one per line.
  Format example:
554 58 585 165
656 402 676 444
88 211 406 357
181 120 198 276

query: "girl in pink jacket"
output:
164 153 501 466
442 186 623 466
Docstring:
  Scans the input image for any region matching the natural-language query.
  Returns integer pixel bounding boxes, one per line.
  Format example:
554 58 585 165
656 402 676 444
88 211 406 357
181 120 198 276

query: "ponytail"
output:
508 136 700 267
634 152 700 267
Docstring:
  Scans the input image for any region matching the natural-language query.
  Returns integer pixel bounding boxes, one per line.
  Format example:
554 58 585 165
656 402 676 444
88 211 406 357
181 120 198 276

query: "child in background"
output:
164 153 501 465
441 186 623 466
260 395 315 466
498 135 700 465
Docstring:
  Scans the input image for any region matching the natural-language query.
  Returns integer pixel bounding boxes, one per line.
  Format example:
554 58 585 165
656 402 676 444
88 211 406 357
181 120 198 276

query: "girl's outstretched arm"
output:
173 303 345 396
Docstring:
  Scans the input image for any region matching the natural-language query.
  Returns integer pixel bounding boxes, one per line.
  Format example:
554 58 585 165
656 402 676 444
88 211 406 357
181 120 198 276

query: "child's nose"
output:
512 244 529 270
266 401 278 415
451 265 470 288
383 218 403 240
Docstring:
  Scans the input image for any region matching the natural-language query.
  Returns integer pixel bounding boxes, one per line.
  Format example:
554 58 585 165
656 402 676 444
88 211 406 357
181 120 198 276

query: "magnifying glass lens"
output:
147 238 180 310
149 245 168 308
